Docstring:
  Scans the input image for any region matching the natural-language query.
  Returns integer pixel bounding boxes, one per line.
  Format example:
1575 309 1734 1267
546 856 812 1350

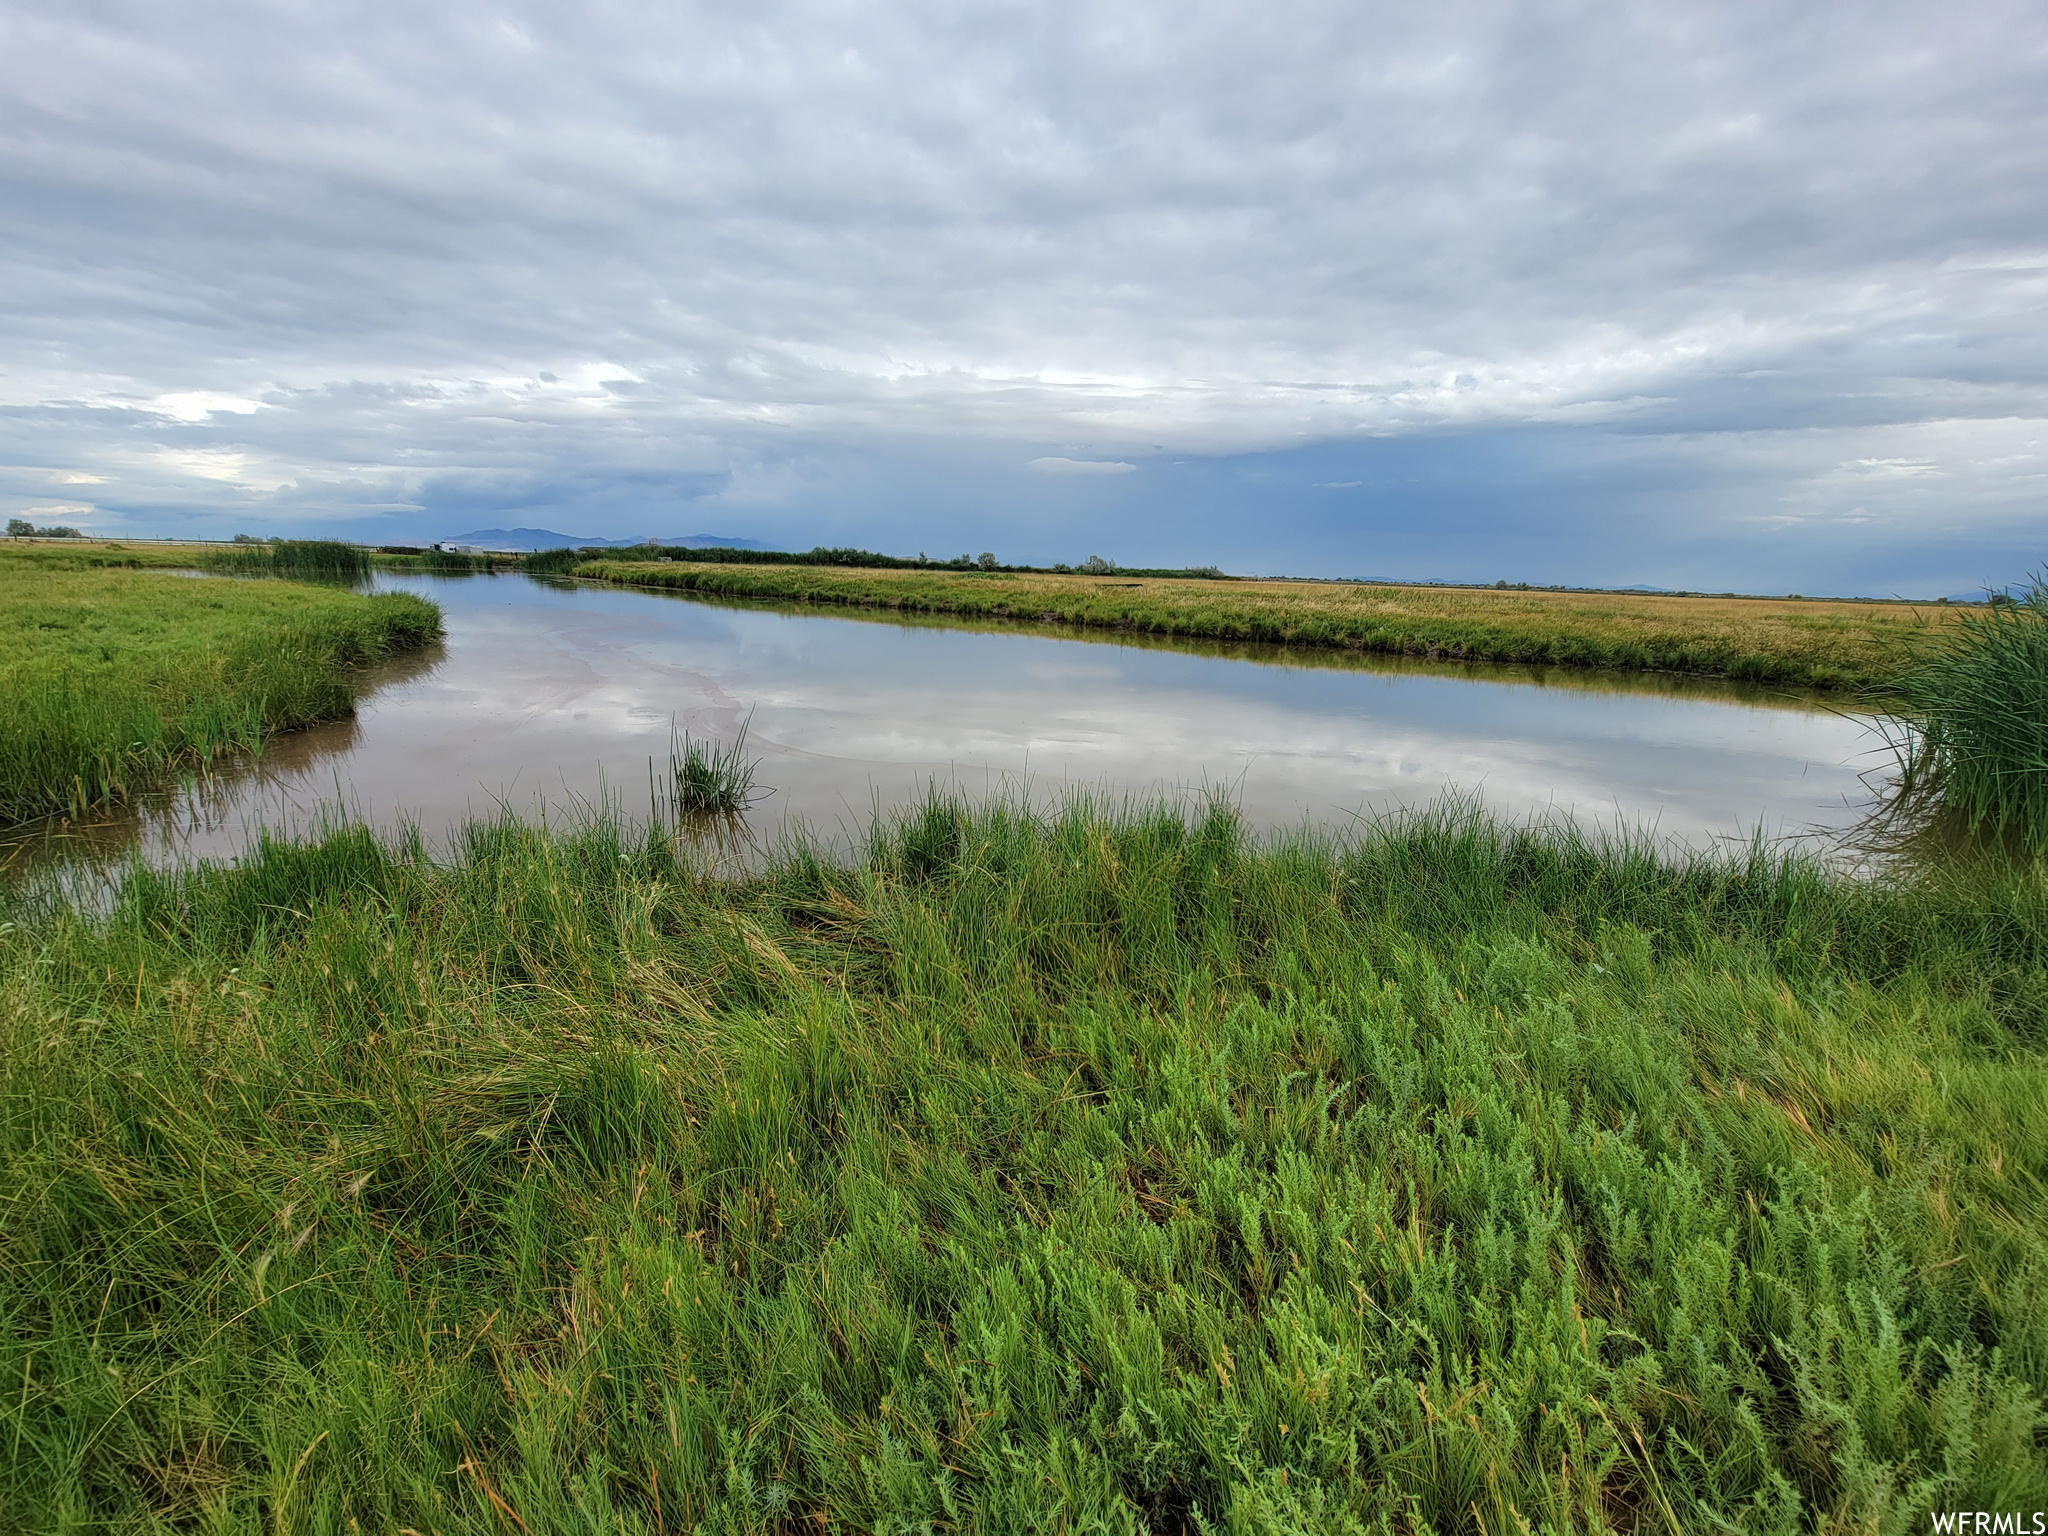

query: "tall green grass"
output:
3 794 2043 1529
374 549 490 575
200 539 372 582
520 545 595 576
1891 576 2048 853
666 716 765 815
0 569 439 822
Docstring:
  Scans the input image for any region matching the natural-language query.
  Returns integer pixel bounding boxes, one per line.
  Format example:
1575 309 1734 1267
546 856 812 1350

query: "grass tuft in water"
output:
668 714 764 814
1889 573 2048 853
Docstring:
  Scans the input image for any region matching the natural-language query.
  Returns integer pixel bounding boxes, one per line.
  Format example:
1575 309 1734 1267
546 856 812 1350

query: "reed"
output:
2 792 2043 1528
1889 576 2048 853
372 548 487 575
200 539 372 582
518 545 591 575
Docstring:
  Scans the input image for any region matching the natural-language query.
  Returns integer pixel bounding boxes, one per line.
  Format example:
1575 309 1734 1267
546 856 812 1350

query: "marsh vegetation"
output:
667 715 766 816
573 559 1953 692
0 546 440 822
4 549 2043 1529
200 539 373 583
369 547 492 575
1884 575 2048 854
3 793 2044 1528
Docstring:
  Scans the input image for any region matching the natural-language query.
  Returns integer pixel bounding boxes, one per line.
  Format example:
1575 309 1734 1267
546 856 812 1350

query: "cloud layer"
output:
2 0 2042 589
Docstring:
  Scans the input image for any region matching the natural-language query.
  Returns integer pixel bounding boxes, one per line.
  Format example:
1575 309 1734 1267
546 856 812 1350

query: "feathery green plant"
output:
2 792 2044 1529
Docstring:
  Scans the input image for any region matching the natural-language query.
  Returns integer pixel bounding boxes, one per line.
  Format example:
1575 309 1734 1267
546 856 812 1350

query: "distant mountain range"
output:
1942 584 2033 603
437 528 764 552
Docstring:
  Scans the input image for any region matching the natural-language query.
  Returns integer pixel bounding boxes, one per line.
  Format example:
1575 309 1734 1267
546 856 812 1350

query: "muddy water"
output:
2 572 1891 877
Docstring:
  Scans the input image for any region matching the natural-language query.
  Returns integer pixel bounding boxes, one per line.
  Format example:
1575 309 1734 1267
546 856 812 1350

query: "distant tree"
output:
4 518 30 538
232 533 261 544
977 552 996 570
38 525 80 538
1082 554 1115 575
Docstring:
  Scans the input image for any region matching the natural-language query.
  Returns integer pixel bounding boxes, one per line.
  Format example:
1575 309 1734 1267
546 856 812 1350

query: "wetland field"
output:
573 555 1959 693
1 544 2044 1531
0 544 438 823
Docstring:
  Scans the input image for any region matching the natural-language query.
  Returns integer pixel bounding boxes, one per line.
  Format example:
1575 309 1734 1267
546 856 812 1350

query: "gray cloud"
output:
1 0 2042 584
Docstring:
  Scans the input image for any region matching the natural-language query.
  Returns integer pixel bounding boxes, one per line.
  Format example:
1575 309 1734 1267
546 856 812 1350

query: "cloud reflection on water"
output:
2 574 1886 878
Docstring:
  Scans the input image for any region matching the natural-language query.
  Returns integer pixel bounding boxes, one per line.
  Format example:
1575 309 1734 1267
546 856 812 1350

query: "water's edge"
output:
3 572 1892 884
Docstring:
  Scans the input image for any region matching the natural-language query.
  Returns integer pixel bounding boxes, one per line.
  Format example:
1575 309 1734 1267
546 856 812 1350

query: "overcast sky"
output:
2 0 2043 592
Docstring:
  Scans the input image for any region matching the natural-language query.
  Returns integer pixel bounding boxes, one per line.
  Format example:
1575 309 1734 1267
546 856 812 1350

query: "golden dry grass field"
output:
0 536 224 570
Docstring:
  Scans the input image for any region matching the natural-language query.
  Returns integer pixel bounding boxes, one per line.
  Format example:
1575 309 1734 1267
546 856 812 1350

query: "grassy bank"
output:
574 562 1949 692
4 794 2043 1529
0 540 221 573
0 554 440 823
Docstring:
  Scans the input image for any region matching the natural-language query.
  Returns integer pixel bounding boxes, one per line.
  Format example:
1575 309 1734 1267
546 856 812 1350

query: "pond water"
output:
3 572 1893 877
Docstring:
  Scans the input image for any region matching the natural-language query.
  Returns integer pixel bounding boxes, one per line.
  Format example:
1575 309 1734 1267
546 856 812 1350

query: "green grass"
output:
668 717 765 815
1891 576 2048 853
519 546 588 576
3 793 2043 1530
0 557 440 822
0 542 218 573
573 562 1952 693
199 540 372 582
374 550 507 575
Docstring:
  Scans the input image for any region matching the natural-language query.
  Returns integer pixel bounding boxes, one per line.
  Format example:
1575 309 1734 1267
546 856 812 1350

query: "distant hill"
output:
438 528 764 552
1941 586 2026 604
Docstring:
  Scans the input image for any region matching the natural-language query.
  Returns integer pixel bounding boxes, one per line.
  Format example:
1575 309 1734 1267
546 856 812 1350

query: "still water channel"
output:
3 572 1892 877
